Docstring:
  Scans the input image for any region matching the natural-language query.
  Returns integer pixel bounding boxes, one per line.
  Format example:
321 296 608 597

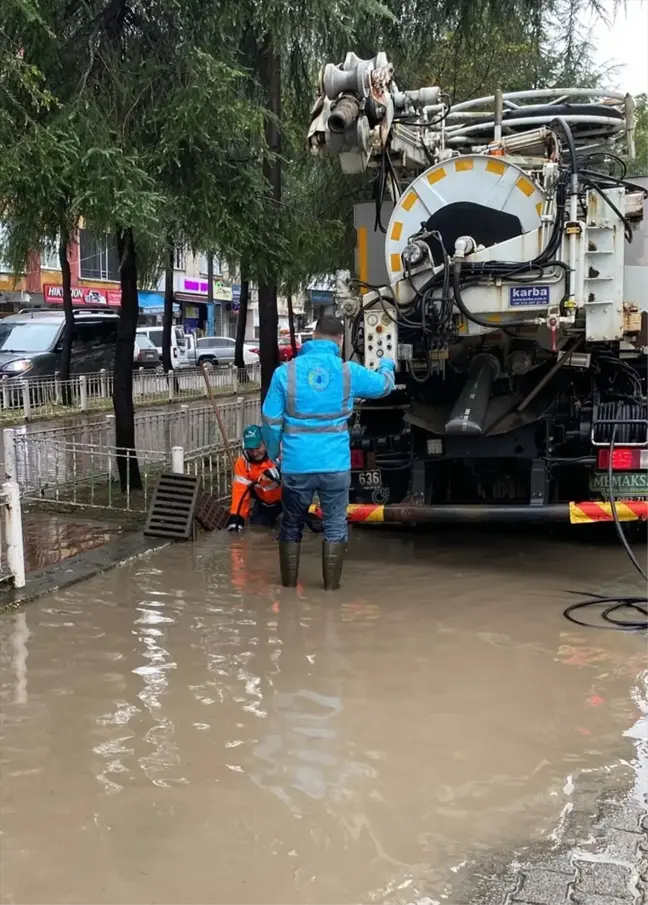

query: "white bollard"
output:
171 446 184 474
79 375 88 411
100 368 108 399
54 371 62 405
3 481 25 588
235 396 245 439
180 404 189 446
2 375 9 410
167 370 175 402
21 380 30 420
3 428 16 481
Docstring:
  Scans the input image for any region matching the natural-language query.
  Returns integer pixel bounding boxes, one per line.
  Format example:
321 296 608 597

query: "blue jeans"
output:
280 472 350 543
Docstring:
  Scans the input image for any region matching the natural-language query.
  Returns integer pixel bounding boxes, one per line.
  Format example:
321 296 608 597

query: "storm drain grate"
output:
145 473 200 540
195 492 230 531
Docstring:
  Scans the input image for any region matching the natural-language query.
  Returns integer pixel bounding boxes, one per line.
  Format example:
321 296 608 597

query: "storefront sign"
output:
44 283 121 307
309 289 334 305
182 278 232 301
184 304 200 319
231 284 241 312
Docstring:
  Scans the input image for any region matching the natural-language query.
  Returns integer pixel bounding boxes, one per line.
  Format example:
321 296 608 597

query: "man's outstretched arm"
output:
261 366 287 460
348 359 395 399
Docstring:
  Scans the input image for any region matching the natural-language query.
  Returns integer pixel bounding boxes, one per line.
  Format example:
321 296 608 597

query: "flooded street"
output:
0 527 645 904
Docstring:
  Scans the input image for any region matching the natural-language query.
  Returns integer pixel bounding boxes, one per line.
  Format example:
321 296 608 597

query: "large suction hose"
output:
329 95 361 133
445 354 499 436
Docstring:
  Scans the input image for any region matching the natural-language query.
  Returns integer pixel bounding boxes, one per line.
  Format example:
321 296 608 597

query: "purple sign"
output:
183 278 209 293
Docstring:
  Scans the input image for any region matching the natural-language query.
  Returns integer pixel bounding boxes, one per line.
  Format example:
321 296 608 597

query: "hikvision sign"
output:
44 284 121 307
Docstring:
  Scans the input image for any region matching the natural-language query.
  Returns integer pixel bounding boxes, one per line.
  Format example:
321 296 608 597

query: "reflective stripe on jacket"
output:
261 339 395 474
230 455 281 519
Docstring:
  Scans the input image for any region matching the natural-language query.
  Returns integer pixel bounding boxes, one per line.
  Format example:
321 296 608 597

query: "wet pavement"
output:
21 512 123 572
0 526 646 904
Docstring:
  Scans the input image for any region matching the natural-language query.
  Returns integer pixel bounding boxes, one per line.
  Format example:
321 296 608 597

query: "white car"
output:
136 326 191 369
190 336 259 368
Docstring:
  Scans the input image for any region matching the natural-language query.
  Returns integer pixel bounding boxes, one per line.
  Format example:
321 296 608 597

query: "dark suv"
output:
0 309 119 379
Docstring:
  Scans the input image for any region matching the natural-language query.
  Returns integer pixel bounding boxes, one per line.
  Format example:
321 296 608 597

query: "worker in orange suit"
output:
227 425 282 531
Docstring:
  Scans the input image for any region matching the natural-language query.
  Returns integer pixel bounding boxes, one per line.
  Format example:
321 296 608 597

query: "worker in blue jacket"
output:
261 314 395 590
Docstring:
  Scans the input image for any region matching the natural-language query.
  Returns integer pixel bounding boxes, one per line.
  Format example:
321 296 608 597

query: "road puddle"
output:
0 526 645 904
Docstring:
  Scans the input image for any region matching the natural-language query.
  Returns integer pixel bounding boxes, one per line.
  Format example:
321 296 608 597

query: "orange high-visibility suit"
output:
230 455 282 520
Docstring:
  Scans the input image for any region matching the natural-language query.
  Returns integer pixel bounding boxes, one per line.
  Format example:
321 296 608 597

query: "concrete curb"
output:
0 532 169 613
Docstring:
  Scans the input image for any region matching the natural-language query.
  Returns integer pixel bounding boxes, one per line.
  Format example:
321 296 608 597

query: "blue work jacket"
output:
261 339 395 474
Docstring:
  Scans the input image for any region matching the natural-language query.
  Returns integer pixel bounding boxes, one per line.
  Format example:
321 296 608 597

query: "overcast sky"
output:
589 0 648 94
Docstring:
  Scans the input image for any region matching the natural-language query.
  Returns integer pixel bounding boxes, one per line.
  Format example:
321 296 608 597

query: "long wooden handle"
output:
200 362 236 470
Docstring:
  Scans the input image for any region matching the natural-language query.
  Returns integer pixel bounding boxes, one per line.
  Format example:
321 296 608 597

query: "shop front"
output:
176 278 233 335
137 291 180 325
43 283 121 307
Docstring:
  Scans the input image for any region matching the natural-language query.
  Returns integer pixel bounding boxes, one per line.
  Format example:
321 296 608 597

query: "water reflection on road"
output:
0 527 645 904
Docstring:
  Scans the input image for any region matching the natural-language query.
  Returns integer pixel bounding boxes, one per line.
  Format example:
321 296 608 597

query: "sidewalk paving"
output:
446 765 648 905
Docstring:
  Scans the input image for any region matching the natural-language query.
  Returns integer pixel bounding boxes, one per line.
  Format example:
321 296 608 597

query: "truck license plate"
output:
589 472 648 498
358 470 381 488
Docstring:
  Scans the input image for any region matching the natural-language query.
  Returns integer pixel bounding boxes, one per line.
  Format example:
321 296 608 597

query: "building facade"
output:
1 225 308 339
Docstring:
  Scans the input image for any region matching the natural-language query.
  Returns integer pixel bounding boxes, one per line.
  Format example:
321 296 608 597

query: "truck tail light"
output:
351 449 365 469
597 447 648 471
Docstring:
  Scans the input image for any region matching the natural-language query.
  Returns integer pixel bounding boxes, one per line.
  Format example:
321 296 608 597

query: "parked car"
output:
0 309 119 379
136 325 190 369
190 336 259 370
249 336 301 362
297 332 313 345
278 336 301 361
133 333 162 370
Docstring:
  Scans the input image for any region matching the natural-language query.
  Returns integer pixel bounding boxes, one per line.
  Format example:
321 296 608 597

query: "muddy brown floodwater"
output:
0 527 645 905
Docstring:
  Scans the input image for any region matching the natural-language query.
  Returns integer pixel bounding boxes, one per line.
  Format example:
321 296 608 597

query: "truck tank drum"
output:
384 155 545 287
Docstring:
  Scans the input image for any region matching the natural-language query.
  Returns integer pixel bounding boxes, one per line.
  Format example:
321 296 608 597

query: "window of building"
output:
40 240 61 271
78 230 120 281
174 246 185 271
199 253 222 276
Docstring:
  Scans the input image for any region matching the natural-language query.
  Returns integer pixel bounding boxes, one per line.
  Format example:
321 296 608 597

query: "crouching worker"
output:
227 425 282 532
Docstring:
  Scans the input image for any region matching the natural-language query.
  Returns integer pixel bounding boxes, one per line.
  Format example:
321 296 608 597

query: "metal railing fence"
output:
5 395 261 513
0 362 260 423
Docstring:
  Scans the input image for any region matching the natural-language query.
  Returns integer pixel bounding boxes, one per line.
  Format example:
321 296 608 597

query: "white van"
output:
136 326 191 369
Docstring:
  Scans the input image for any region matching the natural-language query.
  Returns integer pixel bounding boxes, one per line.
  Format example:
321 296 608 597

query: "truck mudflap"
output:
308 501 648 524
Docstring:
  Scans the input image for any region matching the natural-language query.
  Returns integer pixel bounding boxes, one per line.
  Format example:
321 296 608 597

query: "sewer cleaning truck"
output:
307 53 648 527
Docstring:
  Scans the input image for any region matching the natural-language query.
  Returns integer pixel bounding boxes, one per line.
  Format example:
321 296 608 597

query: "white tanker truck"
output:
307 53 648 527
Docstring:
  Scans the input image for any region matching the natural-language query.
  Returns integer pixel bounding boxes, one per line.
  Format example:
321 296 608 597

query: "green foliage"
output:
0 0 632 291
630 94 648 177
0 0 270 277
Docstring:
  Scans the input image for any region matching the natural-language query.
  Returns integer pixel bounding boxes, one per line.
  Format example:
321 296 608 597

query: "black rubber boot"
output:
279 542 300 588
322 541 346 591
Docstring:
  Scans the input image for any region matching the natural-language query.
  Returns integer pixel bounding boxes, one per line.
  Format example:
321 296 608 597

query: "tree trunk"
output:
113 226 142 492
206 250 214 336
58 226 74 404
287 292 297 358
162 235 174 373
234 275 249 381
258 30 281 399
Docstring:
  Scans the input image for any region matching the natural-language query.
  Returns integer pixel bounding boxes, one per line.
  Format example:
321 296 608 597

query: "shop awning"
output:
175 293 221 305
138 291 179 315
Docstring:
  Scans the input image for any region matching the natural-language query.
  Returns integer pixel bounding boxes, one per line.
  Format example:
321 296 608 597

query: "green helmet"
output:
242 424 263 450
